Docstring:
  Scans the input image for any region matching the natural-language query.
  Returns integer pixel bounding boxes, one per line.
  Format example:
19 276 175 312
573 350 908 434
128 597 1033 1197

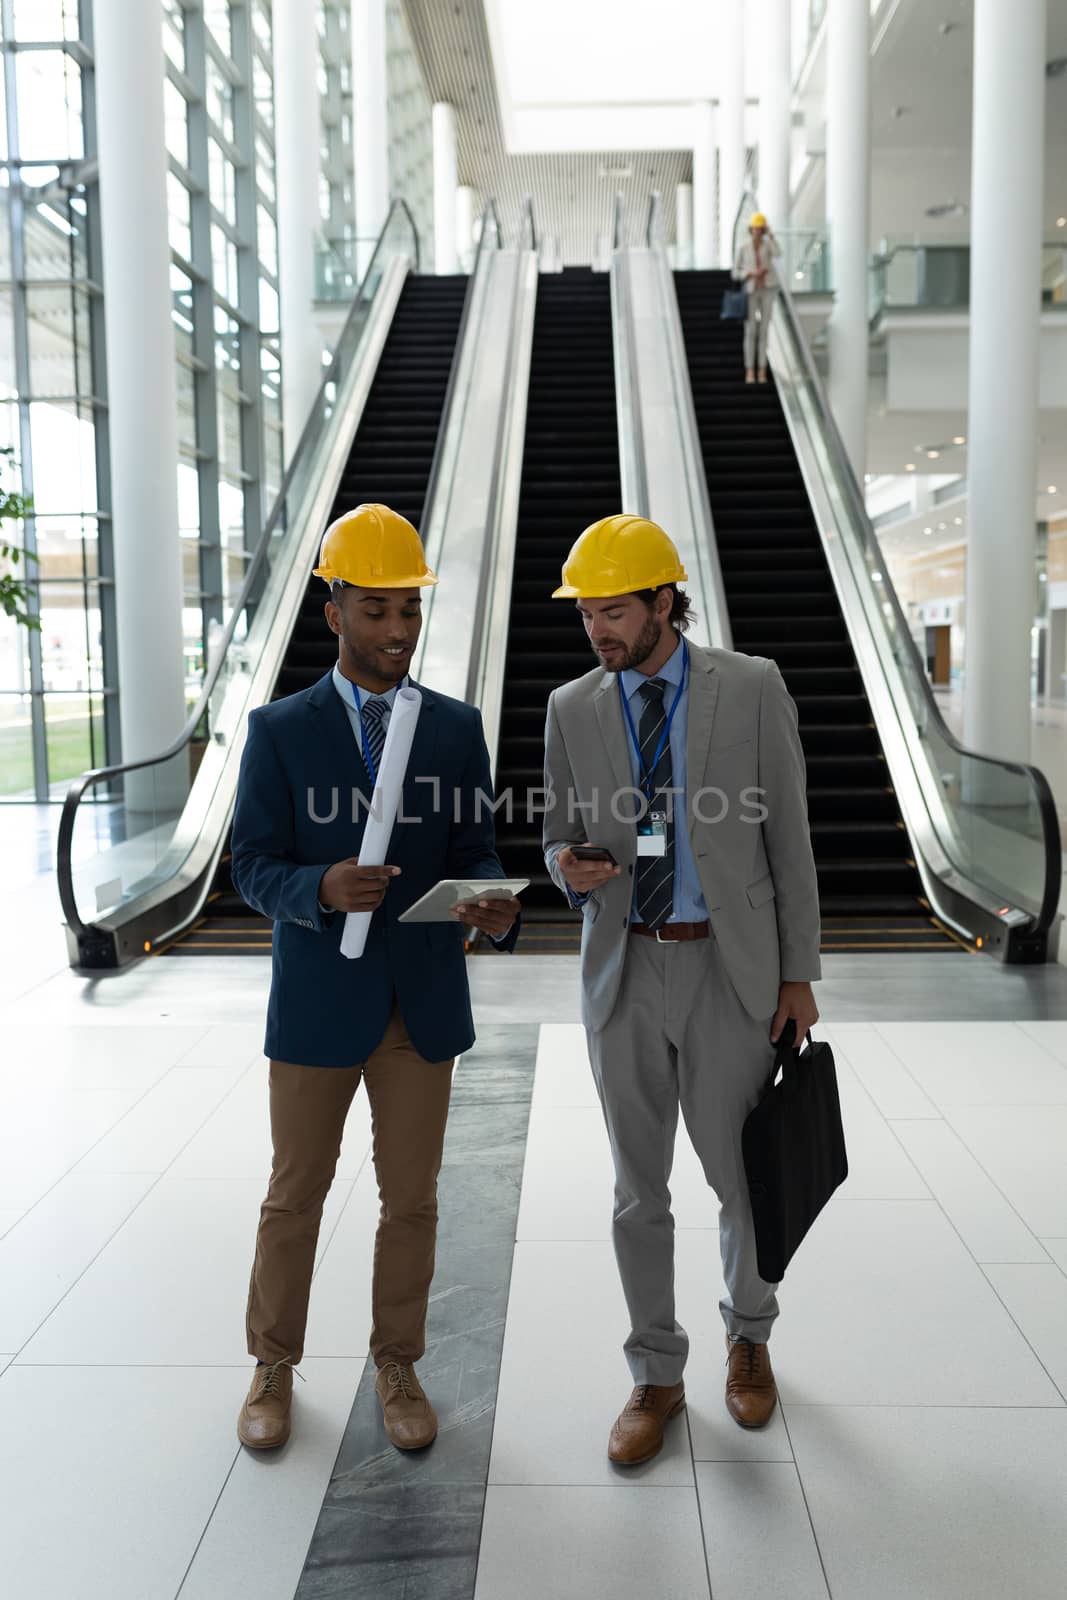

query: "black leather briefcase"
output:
741 1018 848 1283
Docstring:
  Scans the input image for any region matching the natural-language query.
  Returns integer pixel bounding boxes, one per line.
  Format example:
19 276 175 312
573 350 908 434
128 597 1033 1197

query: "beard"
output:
593 611 663 673
341 631 411 684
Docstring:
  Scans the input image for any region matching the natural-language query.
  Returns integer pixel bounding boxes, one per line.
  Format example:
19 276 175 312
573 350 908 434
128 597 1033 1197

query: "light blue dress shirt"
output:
332 662 401 747
620 635 708 924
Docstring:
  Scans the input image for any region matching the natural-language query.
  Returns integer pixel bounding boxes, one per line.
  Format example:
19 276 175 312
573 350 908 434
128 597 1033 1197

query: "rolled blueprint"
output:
340 685 422 959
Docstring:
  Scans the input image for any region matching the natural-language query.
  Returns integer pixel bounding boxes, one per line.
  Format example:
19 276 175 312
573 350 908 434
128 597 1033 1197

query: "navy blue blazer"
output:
230 669 519 1067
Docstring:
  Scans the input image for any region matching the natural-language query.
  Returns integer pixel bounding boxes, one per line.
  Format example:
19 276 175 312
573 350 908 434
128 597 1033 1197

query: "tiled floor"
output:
2 809 1067 1597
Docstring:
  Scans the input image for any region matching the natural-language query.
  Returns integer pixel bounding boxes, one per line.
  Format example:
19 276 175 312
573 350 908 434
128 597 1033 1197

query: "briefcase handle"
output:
767 1017 811 1094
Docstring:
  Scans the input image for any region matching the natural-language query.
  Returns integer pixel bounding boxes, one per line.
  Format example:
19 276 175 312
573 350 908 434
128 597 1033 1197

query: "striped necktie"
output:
360 695 389 779
634 676 675 931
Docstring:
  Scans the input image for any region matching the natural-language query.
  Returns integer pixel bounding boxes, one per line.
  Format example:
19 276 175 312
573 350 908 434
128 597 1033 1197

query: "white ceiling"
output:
405 0 1067 256
793 0 1067 241
484 0 765 154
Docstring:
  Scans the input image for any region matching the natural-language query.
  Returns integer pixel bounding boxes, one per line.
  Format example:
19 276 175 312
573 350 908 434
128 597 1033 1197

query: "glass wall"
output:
386 0 433 266
162 0 282 703
1 0 435 800
0 0 111 800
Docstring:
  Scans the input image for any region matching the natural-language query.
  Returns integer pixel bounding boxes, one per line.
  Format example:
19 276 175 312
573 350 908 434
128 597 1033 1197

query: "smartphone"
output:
570 845 617 865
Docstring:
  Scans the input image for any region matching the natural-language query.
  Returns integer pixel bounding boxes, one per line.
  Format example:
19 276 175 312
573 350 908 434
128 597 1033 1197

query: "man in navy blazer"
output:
231 503 519 1456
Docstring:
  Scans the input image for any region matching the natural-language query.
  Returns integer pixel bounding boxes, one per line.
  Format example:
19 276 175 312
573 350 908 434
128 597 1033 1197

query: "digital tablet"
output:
397 878 529 923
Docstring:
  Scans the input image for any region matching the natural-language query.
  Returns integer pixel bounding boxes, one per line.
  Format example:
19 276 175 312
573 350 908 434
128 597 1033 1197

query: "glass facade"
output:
1 0 435 801
163 0 282 705
0 0 112 801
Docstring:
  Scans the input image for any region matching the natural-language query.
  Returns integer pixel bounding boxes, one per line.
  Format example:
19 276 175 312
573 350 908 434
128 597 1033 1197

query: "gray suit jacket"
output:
542 639 821 1031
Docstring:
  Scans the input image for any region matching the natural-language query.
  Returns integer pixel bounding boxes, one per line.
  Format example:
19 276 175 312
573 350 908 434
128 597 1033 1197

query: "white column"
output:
432 102 458 274
825 0 870 476
351 0 389 278
759 0 792 230
963 0 1046 762
275 0 322 457
691 100 718 270
456 184 476 270
717 4 746 268
94 0 185 799
675 182 693 270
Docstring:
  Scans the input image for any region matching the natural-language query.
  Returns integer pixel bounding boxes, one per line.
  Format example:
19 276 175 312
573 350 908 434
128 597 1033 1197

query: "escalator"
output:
674 268 960 952
168 273 468 953
491 268 622 951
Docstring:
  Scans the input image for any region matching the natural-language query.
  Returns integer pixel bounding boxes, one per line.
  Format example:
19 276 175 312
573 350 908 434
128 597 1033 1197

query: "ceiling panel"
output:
401 0 691 263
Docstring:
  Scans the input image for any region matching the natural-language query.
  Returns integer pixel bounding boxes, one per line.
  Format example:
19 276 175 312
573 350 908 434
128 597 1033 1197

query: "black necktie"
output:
360 696 388 780
634 677 675 930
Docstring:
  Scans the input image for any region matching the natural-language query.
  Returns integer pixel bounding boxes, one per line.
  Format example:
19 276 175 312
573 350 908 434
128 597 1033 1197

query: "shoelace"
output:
256 1358 304 1397
629 1385 656 1412
384 1363 416 1399
728 1339 763 1380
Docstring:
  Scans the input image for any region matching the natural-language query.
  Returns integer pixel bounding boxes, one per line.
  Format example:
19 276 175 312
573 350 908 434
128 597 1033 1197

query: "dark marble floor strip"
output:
295 1022 540 1600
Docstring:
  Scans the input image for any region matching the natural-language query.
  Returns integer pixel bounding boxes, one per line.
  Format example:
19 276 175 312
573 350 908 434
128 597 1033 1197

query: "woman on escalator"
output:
733 212 782 385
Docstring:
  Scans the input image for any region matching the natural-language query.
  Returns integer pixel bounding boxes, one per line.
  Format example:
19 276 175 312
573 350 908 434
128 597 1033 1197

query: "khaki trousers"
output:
246 1003 454 1369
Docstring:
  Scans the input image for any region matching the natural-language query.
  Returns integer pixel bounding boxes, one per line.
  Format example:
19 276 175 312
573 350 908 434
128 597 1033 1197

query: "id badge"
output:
636 809 667 857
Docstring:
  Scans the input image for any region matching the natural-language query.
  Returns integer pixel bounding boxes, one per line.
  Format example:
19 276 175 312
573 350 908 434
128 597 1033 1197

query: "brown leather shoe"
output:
238 1359 294 1450
724 1335 778 1428
608 1382 686 1466
375 1362 438 1450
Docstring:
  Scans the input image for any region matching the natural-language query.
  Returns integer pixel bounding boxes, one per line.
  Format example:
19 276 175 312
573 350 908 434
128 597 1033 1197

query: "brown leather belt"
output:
630 920 709 943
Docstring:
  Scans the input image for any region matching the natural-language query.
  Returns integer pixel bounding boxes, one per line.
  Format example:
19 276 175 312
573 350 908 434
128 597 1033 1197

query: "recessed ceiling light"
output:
953 516 963 525
938 521 947 530
905 462 916 472
952 435 966 444
923 526 933 535
1039 572 1048 582
1048 485 1058 494
1057 218 1067 229
927 450 940 459
872 571 883 581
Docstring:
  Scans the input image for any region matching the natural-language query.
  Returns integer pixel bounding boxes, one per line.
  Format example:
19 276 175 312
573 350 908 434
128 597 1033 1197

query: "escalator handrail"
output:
612 190 625 252
420 198 503 534
56 197 420 940
733 181 1061 934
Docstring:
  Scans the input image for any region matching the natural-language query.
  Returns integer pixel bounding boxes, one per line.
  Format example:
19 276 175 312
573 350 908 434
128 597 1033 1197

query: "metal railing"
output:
869 240 1067 320
57 198 421 964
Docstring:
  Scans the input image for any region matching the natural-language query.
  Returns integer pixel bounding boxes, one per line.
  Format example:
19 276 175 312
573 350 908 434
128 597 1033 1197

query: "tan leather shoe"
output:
608 1382 686 1466
375 1362 438 1450
238 1359 294 1450
725 1335 778 1428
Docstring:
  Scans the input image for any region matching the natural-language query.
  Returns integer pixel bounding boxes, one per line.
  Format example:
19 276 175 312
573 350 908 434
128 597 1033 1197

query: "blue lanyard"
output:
349 680 390 785
618 639 688 801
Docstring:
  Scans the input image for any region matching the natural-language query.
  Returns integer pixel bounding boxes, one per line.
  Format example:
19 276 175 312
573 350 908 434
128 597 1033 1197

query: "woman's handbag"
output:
720 288 749 320
741 1018 849 1282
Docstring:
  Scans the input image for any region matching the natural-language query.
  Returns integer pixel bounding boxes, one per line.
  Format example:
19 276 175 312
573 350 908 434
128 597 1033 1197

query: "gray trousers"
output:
586 931 779 1386
744 287 777 370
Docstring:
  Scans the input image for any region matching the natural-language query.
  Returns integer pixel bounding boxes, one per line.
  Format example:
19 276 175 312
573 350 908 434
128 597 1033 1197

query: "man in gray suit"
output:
542 514 821 1466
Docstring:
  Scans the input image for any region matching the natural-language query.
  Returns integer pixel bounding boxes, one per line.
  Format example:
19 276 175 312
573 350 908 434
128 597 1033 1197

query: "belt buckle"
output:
655 926 672 944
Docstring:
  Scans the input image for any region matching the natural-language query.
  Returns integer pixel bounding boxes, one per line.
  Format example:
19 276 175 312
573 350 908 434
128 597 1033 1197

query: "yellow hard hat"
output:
750 212 768 229
313 502 438 588
552 514 688 599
